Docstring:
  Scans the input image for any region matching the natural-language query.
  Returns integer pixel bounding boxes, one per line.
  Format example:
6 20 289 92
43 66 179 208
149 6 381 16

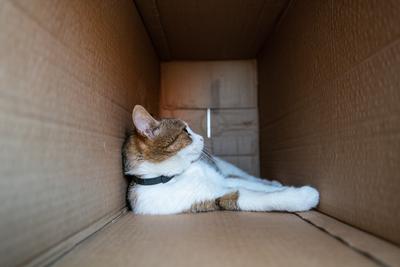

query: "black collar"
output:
129 175 174 186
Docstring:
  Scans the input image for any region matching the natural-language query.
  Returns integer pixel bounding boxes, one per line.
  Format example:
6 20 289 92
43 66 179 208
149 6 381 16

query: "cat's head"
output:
123 105 204 177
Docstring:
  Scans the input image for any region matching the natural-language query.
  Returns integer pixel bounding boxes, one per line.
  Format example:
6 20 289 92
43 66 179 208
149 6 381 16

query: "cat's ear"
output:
132 105 160 139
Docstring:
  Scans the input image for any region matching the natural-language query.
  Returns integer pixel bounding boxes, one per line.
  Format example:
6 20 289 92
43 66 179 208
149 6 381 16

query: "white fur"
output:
126 126 319 215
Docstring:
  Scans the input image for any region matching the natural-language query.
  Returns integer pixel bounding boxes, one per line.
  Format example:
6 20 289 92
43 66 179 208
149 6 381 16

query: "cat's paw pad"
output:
296 186 319 211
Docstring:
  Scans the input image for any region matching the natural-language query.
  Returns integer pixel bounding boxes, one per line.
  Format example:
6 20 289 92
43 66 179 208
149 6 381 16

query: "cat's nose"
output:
200 137 204 142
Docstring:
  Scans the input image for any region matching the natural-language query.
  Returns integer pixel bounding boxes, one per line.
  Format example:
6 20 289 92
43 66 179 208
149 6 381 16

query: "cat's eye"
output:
183 127 190 135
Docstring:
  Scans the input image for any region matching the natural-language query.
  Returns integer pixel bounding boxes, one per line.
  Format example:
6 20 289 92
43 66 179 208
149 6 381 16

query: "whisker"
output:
201 149 217 164
202 147 213 154
203 149 213 157
199 149 220 172
200 151 212 161
200 151 211 160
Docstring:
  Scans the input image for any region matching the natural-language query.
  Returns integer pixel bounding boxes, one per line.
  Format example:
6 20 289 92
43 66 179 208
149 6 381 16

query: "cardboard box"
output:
258 0 400 245
0 1 158 266
161 61 257 109
160 61 260 175
0 0 399 266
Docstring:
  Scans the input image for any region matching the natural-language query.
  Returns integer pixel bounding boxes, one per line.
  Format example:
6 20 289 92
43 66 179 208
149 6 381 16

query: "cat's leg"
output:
219 186 319 212
214 156 282 187
224 177 285 193
232 174 283 187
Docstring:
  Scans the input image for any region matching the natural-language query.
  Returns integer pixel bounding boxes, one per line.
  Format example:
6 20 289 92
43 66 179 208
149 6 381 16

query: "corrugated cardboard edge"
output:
296 211 400 267
135 0 171 60
256 0 293 57
23 208 128 267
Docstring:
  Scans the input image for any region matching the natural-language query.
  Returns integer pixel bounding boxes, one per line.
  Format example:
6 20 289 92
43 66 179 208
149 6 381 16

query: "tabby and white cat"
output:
123 105 319 215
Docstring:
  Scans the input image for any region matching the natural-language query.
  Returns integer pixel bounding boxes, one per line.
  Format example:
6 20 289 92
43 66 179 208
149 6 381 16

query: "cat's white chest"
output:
131 161 227 215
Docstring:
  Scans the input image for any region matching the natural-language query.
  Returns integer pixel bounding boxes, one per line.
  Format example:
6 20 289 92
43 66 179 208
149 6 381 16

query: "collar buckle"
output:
160 175 170 183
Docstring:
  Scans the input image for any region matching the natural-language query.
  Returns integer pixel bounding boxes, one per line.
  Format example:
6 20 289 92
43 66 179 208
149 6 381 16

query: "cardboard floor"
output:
52 211 400 267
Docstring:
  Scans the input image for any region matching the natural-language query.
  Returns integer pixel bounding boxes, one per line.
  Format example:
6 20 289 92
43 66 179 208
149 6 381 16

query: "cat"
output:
123 105 319 215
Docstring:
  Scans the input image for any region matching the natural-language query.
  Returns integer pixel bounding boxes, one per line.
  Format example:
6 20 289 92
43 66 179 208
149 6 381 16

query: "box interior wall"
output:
0 1 399 266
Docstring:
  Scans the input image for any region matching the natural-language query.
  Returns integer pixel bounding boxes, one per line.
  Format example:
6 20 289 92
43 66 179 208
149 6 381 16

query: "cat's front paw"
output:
282 186 319 212
294 186 319 211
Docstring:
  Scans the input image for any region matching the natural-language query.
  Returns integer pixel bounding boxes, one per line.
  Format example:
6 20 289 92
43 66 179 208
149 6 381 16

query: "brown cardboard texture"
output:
0 1 159 266
0 0 399 266
160 60 259 175
161 60 257 109
135 0 289 60
297 211 400 266
258 0 400 245
53 212 385 267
